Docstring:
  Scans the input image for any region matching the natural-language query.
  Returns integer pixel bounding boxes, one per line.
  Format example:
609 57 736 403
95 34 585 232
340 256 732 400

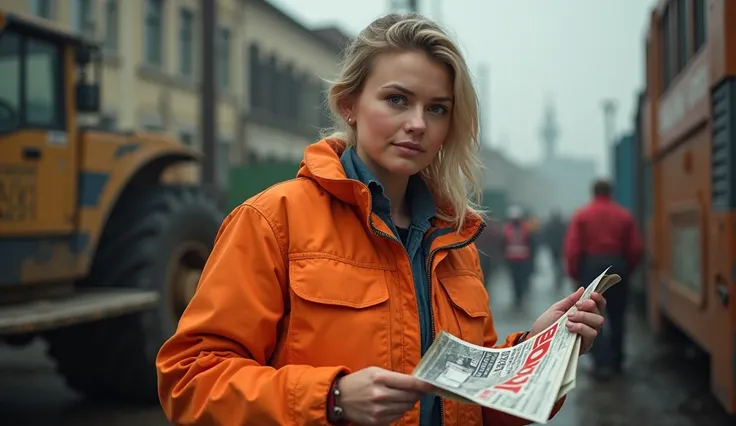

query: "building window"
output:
248 44 261 109
71 0 95 39
675 0 688 72
300 79 322 129
693 0 706 51
277 63 293 119
218 139 231 188
105 0 119 51
266 54 277 114
217 28 231 91
179 8 195 77
661 6 672 91
319 84 332 130
294 72 305 124
30 0 53 19
145 0 164 67
99 113 117 131
179 129 195 147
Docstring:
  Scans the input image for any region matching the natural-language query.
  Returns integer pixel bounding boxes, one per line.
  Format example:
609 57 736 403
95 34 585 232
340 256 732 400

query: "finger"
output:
375 371 434 393
377 400 420 417
555 287 584 311
575 299 599 315
590 292 607 313
566 320 599 341
370 386 424 404
568 311 604 330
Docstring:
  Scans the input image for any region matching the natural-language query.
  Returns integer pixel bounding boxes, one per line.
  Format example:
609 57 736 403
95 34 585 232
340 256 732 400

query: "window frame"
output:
144 0 164 68
179 7 195 77
105 0 119 51
0 28 67 135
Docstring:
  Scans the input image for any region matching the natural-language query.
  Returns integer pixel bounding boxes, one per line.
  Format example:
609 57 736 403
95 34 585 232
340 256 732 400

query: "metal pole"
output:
477 63 489 146
200 0 218 200
601 99 618 178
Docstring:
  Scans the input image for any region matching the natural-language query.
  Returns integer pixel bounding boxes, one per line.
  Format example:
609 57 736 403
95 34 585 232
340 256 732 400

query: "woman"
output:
156 12 606 426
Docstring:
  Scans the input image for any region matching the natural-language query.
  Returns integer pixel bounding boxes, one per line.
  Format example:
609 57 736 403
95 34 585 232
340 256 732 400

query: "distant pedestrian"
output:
502 205 537 306
564 179 643 378
543 210 567 289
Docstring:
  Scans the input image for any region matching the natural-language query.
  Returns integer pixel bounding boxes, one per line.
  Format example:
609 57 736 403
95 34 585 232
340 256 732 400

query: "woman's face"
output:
345 50 453 182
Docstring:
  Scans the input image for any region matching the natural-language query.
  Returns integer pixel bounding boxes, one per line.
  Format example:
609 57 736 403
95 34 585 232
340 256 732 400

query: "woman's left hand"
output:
528 287 606 355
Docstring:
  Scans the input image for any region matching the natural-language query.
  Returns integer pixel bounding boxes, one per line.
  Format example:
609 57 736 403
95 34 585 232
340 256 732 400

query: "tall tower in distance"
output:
540 99 559 161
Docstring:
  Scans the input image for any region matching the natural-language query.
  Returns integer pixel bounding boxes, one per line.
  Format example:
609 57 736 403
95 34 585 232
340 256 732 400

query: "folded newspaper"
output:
412 268 621 424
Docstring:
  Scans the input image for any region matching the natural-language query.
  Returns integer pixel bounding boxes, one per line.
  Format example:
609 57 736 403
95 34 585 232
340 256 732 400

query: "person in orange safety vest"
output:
502 205 537 306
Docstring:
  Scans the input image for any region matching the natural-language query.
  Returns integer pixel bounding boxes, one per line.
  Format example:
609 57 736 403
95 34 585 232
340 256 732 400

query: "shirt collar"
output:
340 146 436 228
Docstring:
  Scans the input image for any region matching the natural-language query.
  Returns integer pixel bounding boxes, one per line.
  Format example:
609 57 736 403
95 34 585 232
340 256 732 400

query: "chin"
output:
381 157 427 177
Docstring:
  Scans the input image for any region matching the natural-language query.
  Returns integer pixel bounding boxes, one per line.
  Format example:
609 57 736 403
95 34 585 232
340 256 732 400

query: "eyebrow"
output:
381 83 453 103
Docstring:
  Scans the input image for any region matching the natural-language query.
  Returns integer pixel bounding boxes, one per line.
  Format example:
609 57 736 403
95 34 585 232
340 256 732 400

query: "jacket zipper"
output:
361 183 486 426
426 220 486 426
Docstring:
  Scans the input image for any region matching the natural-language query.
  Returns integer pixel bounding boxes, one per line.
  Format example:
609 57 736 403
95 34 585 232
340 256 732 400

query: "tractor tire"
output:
44 186 223 403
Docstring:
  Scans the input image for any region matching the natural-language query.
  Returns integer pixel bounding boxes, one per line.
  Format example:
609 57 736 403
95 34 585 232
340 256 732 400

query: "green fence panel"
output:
228 162 301 210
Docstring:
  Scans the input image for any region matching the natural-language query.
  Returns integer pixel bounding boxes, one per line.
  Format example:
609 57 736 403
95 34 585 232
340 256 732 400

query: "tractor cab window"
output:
0 30 64 134
0 32 21 133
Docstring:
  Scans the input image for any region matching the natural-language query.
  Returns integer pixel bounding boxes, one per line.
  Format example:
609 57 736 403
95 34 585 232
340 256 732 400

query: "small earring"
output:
347 116 353 124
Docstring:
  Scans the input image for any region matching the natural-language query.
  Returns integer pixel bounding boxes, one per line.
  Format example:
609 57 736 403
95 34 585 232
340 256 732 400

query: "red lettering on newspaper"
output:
493 323 559 394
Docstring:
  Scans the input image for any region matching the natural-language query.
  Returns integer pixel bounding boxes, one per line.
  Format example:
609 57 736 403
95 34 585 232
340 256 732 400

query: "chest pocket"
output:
437 274 490 346
287 257 392 370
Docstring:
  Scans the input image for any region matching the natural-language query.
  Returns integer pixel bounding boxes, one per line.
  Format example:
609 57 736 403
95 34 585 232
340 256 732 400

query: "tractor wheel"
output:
45 186 223 402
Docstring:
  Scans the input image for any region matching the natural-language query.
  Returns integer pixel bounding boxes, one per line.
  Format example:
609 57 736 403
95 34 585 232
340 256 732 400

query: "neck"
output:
383 177 409 220
374 169 410 227
356 149 411 227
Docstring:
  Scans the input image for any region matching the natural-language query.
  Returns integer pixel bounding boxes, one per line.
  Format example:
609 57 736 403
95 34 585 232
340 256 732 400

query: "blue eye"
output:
387 95 407 105
429 105 448 115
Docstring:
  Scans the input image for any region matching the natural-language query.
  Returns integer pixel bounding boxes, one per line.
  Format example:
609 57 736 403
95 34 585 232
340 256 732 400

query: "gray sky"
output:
270 0 658 176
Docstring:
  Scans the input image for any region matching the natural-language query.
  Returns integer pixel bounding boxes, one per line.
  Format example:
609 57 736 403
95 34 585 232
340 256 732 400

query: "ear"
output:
337 96 355 122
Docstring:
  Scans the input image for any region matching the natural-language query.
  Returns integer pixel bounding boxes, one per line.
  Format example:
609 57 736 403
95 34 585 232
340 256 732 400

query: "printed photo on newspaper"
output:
411 267 621 424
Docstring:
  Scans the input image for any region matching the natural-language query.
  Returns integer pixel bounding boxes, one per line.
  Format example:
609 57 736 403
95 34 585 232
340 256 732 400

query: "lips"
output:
392 141 425 153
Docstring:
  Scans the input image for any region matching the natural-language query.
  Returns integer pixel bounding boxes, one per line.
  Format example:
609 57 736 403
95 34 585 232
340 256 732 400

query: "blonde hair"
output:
324 13 484 231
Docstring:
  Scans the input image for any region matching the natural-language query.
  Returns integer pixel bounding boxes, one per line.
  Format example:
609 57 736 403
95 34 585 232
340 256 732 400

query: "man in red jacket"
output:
564 179 643 377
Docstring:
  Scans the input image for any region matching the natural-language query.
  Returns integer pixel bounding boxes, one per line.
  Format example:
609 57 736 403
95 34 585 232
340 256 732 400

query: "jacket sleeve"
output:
563 213 583 281
156 204 349 426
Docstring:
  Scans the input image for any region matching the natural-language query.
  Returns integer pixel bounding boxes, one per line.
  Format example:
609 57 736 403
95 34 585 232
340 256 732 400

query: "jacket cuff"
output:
293 366 351 424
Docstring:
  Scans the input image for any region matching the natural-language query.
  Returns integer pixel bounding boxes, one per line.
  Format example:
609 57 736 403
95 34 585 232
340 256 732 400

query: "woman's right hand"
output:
336 366 435 425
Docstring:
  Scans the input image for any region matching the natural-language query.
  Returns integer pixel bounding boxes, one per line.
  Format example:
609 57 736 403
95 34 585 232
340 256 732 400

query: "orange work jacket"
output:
156 139 565 425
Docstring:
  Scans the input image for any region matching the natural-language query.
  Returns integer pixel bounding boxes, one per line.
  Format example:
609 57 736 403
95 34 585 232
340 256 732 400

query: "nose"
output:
404 107 426 134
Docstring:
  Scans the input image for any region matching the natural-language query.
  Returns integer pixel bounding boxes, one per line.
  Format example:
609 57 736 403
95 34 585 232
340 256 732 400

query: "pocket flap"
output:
290 258 389 309
439 275 490 318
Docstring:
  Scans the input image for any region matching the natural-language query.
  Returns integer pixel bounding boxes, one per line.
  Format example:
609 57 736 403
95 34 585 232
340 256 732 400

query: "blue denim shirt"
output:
340 147 441 426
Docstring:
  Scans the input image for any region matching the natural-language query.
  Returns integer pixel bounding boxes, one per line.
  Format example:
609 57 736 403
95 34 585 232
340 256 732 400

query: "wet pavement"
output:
0 249 733 425
487 250 734 426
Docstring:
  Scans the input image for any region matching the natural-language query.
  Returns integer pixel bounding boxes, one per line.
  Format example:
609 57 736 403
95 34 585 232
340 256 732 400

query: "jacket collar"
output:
297 139 484 242
340 146 436 229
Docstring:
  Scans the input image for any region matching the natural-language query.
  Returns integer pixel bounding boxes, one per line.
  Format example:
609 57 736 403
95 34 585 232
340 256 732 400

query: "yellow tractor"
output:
0 11 222 402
